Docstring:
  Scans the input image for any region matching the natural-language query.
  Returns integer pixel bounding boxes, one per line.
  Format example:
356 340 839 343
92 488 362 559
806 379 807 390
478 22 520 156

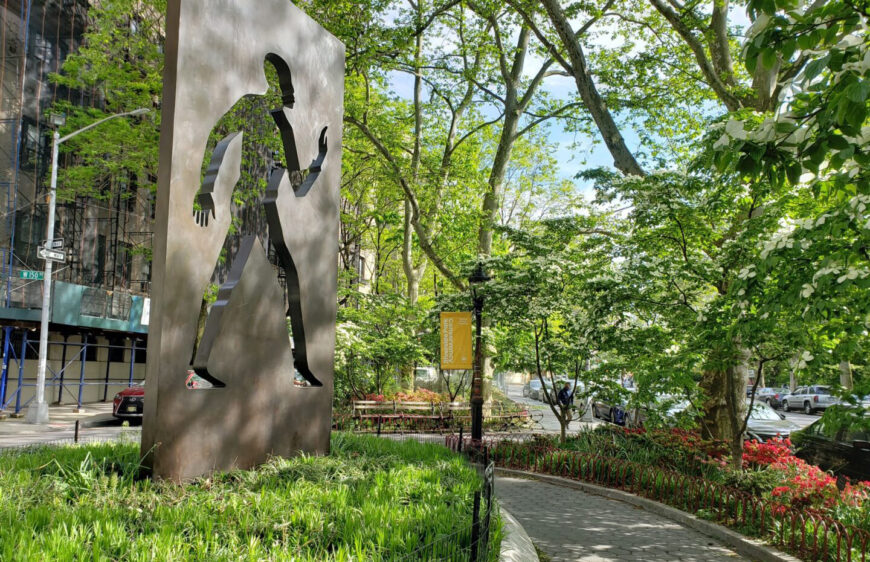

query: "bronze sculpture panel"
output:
141 0 344 481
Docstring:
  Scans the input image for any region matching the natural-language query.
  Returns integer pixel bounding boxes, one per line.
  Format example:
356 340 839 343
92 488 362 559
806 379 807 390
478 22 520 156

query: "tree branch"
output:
345 114 465 290
648 0 743 111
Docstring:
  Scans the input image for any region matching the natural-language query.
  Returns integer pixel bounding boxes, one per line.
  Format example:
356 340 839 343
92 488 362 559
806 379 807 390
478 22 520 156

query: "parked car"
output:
111 371 212 422
525 379 543 400
538 379 556 403
414 366 437 383
661 400 798 442
590 398 630 425
748 387 789 409
781 385 839 414
744 401 802 442
791 417 870 481
112 383 144 422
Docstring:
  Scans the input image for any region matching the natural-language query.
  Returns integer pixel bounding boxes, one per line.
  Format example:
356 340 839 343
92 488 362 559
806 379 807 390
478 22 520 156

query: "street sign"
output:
37 246 66 262
42 238 64 250
19 270 44 280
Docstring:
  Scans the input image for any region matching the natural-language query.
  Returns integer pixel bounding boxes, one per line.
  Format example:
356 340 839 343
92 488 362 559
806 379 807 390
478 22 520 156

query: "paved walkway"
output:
0 403 139 450
497 476 745 561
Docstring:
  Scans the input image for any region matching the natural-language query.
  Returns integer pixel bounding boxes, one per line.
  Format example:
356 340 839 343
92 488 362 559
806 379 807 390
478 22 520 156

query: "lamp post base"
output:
24 401 49 424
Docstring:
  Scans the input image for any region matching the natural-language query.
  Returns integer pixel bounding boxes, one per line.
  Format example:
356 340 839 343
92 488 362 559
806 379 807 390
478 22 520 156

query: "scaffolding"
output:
0 1 156 300
0 330 146 414
0 1 157 413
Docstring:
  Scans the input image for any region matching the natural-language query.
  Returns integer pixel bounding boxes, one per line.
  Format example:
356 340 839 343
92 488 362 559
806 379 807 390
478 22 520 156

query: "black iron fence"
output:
395 461 497 561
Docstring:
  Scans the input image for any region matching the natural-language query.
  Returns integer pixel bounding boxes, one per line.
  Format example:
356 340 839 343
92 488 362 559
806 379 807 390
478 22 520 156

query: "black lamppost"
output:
468 262 490 445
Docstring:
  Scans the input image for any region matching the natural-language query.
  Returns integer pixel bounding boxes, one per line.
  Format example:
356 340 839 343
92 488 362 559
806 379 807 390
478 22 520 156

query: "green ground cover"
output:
0 433 499 561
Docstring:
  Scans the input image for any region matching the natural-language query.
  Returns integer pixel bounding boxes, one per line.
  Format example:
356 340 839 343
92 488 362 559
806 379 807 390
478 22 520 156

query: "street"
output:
506 383 600 433
778 410 819 429
505 383 818 435
0 403 139 450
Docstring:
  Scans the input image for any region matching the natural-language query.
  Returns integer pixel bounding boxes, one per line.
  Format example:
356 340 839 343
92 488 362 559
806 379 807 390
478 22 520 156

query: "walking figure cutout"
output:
141 0 344 481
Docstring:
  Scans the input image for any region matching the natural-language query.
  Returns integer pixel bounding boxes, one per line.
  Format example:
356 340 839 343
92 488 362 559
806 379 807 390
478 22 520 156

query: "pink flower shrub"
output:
743 437 870 511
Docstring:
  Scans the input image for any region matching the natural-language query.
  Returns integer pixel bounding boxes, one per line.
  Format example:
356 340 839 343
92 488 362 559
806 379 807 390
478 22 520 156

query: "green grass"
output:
0 433 500 561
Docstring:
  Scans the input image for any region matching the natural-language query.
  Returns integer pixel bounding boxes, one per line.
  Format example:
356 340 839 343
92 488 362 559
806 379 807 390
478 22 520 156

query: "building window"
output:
81 335 98 362
132 340 147 364
19 117 49 174
115 242 133 288
125 175 139 213
107 337 126 363
83 233 106 285
358 255 368 285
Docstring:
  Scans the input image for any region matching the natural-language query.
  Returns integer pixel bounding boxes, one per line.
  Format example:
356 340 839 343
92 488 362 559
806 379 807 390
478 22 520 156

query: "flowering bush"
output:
560 428 870 529
390 388 448 403
742 437 792 467
361 389 450 403
742 437 870 513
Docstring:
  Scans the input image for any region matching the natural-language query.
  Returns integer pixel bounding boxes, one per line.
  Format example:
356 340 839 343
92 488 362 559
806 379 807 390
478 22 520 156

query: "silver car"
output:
781 385 838 414
523 379 542 399
745 402 802 442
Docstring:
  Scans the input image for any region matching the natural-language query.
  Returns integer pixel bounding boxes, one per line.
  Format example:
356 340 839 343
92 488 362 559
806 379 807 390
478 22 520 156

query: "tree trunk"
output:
402 2 427 306
839 361 854 391
477 28 529 257
788 354 798 392
699 361 747 470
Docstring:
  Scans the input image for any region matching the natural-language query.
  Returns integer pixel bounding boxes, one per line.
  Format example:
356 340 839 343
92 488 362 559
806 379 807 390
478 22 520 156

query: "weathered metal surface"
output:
141 0 344 481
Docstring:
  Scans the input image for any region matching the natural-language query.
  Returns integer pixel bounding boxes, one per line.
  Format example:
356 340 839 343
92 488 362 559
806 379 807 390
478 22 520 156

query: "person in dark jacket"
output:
557 382 573 407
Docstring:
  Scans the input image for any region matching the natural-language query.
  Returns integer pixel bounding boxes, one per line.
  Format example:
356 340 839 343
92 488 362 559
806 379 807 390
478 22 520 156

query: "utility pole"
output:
25 108 150 424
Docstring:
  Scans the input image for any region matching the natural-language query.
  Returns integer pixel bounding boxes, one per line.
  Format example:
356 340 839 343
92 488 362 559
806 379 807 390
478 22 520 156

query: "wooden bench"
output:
347 400 537 432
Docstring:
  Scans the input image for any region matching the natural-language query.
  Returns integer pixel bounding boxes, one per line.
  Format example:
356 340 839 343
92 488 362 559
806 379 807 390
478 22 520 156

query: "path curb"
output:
498 505 539 562
496 467 801 562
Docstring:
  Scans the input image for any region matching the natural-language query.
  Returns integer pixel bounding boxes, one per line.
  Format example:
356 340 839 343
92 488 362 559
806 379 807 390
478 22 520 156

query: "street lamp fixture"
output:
468 261 490 449
25 108 151 424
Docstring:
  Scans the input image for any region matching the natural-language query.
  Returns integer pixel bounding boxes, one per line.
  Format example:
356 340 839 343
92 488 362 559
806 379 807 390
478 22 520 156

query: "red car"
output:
112 383 144 421
112 372 212 421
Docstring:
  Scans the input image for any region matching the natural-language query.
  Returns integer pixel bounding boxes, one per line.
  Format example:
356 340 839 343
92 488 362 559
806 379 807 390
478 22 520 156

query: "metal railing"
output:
395 461 497 561
446 436 869 562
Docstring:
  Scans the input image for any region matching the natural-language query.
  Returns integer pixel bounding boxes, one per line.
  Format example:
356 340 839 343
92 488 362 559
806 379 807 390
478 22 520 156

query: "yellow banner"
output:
440 311 473 370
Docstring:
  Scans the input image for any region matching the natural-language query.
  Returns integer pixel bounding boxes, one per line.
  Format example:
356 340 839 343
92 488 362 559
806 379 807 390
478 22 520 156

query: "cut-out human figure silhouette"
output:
190 54 327 388
141 0 344 482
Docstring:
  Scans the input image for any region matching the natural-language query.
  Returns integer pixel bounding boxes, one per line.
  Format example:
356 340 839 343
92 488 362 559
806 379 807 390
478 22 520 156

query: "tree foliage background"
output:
52 0 869 452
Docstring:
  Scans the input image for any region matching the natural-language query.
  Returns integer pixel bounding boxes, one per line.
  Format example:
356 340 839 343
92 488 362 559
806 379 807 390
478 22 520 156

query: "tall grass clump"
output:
0 433 500 561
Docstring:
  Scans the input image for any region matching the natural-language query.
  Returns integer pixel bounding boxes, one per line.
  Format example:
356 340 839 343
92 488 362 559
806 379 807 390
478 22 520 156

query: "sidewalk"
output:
505 383 600 434
497 475 745 561
0 402 140 450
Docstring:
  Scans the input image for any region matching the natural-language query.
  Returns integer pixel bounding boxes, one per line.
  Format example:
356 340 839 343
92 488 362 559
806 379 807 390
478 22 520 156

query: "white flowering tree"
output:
714 0 869 404
588 163 795 467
